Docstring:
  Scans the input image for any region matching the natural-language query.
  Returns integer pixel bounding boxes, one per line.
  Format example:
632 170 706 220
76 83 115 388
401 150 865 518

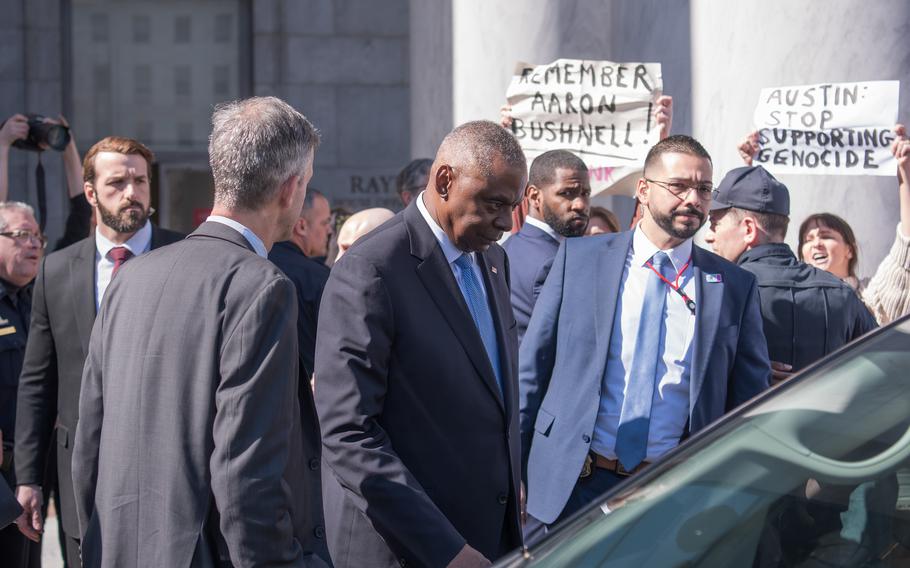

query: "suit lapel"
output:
690 247 723 409
594 232 634 366
406 204 505 412
149 224 166 249
71 237 98 354
520 222 560 248
478 250 511 411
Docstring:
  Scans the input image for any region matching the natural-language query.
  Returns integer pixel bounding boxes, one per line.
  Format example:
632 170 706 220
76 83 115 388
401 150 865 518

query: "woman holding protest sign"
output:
739 124 910 324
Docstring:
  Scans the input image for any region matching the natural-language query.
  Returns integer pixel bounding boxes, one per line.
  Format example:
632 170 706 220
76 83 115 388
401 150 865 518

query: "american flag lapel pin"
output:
705 273 723 283
491 266 498 275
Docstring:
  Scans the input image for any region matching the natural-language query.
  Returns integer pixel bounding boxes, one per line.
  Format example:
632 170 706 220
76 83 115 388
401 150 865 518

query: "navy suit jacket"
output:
268 241 330 377
315 201 522 567
502 221 561 344
519 230 771 523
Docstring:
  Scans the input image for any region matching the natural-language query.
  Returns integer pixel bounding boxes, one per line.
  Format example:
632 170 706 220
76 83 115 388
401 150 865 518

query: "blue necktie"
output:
454 254 503 395
615 251 673 471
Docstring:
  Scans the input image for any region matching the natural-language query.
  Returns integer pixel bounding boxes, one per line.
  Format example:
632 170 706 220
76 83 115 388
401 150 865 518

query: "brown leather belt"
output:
580 452 650 478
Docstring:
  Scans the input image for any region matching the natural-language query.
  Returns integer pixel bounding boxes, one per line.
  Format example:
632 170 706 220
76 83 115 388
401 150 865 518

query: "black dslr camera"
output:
10 114 71 152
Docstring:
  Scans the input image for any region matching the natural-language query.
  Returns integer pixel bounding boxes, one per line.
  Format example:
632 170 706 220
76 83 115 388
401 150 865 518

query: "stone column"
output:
0 0 66 241
423 0 692 223
691 0 910 276
408 0 453 159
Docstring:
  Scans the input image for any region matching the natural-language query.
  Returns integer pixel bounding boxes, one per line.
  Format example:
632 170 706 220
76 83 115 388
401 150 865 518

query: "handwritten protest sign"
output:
505 59 662 195
752 80 899 176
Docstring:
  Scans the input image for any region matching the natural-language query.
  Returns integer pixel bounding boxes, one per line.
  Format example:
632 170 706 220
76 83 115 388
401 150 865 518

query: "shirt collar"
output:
523 215 565 243
415 191 473 265
631 223 693 273
0 278 17 301
738 242 794 265
205 216 268 258
95 220 153 260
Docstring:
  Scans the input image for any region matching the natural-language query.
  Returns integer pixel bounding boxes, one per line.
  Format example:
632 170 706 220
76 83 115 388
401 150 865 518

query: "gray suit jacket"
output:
72 222 329 568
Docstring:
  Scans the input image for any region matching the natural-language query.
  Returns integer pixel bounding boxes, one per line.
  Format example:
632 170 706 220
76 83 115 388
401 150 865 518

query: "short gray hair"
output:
209 96 320 211
0 202 36 232
438 121 527 178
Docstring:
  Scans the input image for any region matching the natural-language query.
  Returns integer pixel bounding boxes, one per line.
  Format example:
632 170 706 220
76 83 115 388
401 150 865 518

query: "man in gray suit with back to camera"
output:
72 96 329 567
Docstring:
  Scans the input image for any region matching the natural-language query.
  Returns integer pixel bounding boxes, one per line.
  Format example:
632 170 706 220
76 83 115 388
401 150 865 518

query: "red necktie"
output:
109 246 134 278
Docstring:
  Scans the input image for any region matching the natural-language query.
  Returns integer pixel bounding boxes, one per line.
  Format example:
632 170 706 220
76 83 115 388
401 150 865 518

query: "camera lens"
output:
44 124 70 151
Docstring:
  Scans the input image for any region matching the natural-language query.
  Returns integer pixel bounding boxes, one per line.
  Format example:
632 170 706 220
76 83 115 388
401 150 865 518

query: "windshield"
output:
506 318 910 567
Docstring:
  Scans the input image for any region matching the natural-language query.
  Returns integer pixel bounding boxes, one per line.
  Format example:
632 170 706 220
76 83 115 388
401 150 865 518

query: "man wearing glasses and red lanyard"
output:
519 135 771 537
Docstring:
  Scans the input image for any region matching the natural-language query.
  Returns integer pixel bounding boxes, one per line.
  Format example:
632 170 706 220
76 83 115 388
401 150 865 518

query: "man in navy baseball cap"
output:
705 165 875 382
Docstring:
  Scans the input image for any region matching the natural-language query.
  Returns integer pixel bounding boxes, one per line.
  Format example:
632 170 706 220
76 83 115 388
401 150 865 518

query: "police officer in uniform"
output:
0 202 43 567
705 165 877 379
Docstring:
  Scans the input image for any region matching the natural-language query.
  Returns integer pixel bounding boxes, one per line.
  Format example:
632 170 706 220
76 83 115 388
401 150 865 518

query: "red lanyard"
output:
645 256 696 315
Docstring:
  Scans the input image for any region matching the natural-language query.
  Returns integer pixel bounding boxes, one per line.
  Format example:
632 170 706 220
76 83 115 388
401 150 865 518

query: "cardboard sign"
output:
505 59 663 195
752 80 900 176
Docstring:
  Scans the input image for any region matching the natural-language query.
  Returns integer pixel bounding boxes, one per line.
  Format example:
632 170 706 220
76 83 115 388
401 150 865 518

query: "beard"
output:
650 203 705 240
97 199 150 234
542 204 588 238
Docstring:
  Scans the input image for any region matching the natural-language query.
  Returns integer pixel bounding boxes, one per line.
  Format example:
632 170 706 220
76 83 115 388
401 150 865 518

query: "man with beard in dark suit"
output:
502 150 590 344
13 137 183 566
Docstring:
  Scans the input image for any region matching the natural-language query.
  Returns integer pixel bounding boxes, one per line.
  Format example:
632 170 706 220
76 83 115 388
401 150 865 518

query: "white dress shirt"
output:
206 215 268 259
415 191 488 302
95 221 152 308
523 215 565 245
591 225 697 462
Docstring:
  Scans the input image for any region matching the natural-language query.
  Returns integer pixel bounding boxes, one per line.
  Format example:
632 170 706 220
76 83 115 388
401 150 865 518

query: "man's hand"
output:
14 484 44 542
500 104 513 129
770 361 793 386
654 95 673 140
447 544 492 568
0 114 29 149
892 124 908 184
737 131 761 166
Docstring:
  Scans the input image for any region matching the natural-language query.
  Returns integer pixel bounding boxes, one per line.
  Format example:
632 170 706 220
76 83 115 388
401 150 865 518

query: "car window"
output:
510 319 910 567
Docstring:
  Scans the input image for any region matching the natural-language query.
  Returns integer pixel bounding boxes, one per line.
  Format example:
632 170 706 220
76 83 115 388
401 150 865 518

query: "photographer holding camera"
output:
1 113 92 251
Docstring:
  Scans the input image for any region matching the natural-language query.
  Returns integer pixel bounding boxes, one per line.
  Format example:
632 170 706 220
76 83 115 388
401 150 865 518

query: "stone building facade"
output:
2 0 908 276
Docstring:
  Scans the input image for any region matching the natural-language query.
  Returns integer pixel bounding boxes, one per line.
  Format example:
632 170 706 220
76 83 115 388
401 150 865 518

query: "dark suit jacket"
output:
0 474 22 528
502 221 560 344
13 225 183 537
268 240 330 377
519 231 771 523
315 201 522 568
72 222 328 567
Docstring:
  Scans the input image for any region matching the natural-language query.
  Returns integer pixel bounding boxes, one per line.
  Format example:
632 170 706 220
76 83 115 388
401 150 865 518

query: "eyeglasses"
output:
0 230 48 248
645 178 714 201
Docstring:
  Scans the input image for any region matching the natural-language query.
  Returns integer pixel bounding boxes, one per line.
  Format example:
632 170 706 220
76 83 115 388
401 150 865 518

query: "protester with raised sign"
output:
750 81 900 176
739 124 910 324
501 95 673 232
704 165 876 383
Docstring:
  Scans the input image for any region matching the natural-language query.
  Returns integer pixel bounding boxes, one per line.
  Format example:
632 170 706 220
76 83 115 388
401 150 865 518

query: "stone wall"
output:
0 0 68 243
254 0 411 212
